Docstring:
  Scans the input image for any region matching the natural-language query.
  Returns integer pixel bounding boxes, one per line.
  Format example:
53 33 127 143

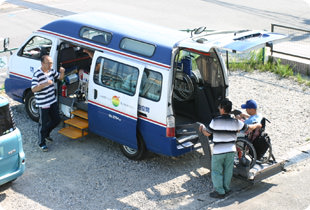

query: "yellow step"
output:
71 110 88 120
64 117 88 129
58 126 88 139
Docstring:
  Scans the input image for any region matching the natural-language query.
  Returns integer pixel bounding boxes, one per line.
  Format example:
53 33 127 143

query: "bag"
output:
252 132 270 160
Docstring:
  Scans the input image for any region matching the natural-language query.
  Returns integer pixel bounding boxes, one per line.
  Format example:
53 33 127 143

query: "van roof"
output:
40 12 190 67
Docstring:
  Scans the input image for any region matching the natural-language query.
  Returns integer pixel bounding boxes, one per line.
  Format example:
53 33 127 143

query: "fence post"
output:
270 24 274 56
262 47 265 64
226 51 229 70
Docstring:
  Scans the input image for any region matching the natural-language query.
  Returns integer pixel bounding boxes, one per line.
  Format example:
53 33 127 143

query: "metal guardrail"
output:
271 24 310 60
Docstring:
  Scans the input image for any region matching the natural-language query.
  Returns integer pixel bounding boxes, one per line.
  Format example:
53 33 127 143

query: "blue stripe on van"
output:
39 29 172 70
5 74 32 103
138 117 193 156
40 12 188 67
88 100 191 157
88 101 138 148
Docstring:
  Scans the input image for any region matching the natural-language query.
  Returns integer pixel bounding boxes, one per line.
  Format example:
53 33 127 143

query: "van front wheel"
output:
25 91 39 122
120 133 146 160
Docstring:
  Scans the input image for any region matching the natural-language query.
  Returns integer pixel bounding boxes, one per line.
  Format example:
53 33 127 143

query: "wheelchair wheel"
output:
235 138 257 168
257 135 273 164
258 146 272 164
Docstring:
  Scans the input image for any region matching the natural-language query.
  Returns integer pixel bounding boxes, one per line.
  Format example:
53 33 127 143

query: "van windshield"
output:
0 104 16 136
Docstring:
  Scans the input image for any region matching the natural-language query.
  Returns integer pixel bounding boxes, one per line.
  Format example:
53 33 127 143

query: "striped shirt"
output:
31 68 59 108
206 114 248 154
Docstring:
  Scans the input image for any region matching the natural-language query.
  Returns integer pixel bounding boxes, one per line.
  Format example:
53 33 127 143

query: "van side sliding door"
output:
88 52 144 149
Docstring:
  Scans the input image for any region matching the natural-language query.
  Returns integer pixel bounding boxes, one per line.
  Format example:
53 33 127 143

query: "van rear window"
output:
120 38 155 57
0 104 16 136
80 27 112 45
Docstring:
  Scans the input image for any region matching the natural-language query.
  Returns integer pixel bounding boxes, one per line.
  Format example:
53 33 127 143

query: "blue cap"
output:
241 99 257 109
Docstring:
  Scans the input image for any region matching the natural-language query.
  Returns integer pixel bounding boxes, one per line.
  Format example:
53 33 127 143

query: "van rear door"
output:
178 30 288 53
87 51 144 149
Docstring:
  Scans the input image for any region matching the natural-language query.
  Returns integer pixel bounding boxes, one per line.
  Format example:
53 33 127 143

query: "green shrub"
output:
271 59 294 77
228 49 309 86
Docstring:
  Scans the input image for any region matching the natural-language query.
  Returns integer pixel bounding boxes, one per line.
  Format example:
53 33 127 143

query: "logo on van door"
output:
112 96 120 107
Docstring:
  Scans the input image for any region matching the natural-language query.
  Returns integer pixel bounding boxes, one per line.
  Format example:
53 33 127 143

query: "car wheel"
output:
25 91 39 122
120 133 146 160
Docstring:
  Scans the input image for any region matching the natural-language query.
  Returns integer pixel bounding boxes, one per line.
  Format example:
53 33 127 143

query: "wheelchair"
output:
234 116 276 168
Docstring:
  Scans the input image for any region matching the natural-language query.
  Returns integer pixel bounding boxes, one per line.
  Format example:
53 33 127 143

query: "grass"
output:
229 49 310 87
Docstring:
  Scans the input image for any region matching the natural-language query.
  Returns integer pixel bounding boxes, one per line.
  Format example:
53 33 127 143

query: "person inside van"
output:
78 49 100 76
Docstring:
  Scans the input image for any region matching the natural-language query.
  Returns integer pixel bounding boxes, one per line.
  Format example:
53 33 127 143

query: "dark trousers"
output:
38 102 61 146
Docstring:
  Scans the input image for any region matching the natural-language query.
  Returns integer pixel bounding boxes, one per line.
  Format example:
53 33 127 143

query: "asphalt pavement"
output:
203 143 310 210
208 159 310 210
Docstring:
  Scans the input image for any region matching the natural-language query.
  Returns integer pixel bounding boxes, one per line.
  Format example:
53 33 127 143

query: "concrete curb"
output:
283 143 310 168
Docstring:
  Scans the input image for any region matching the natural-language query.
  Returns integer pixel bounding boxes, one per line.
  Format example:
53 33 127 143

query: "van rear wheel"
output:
120 133 146 160
25 91 39 122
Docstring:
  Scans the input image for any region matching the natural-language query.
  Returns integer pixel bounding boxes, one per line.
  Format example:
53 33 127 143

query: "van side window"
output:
139 69 162 101
93 57 139 96
120 38 155 57
18 36 52 60
80 27 112 45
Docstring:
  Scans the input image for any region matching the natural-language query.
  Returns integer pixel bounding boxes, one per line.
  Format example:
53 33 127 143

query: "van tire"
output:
120 133 146 160
25 91 39 122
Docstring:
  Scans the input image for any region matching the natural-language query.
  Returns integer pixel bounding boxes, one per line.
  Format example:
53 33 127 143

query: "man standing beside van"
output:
31 55 65 152
199 98 256 198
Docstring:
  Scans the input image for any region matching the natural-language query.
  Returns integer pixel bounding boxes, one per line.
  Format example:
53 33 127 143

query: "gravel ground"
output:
0 70 309 210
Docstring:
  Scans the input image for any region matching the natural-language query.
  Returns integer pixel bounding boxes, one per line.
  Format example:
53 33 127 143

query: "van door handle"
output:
94 89 97 99
138 111 147 118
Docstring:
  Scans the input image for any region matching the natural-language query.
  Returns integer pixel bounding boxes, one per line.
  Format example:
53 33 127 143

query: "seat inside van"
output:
59 46 77 72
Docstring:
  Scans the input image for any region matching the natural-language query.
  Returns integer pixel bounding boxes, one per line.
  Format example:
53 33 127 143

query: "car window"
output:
139 69 162 101
80 27 112 45
93 57 139 96
120 38 155 57
18 36 52 60
0 104 16 136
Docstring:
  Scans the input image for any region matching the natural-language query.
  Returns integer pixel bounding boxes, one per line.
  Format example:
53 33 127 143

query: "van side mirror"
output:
191 27 206 37
194 27 206 35
3 37 9 51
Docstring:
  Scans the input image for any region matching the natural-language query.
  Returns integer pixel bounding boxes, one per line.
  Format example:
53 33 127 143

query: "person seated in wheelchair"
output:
235 99 262 135
235 99 272 162
235 99 262 124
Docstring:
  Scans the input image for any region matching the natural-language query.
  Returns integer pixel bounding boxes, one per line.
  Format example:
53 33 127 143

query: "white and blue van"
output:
4 12 286 160
0 96 25 185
